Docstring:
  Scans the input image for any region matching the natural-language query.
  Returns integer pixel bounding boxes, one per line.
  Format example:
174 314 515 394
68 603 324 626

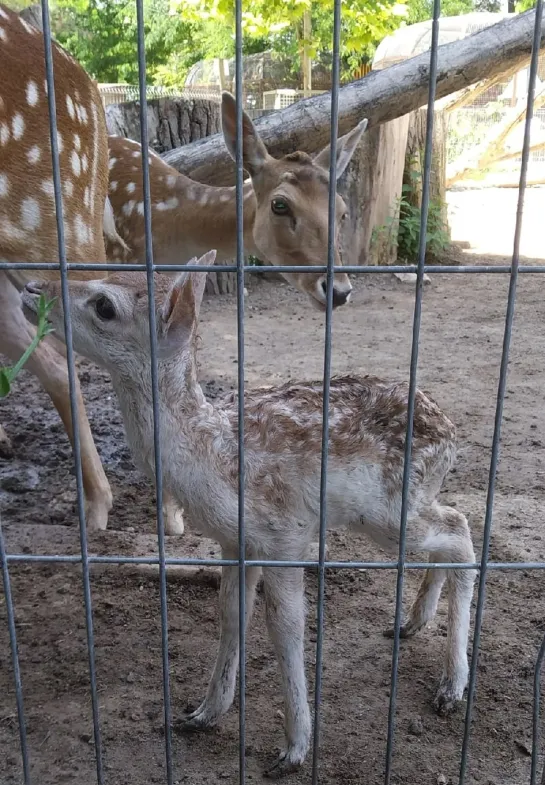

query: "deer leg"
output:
262 566 311 779
388 502 475 716
162 491 185 536
0 423 14 457
182 553 261 729
0 283 113 531
383 556 447 639
431 506 476 716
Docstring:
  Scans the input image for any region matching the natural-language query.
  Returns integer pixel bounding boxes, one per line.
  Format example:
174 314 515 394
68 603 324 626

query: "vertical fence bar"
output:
384 1 441 781
0 522 30 785
134 0 173 781
39 1 104 781
458 3 543 783
310 0 342 781
234 0 247 781
531 632 545 785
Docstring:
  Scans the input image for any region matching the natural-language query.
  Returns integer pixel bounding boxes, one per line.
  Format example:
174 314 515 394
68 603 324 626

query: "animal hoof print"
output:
264 752 303 779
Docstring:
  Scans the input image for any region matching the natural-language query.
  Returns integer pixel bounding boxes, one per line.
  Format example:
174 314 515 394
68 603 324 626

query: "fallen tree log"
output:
162 8 544 185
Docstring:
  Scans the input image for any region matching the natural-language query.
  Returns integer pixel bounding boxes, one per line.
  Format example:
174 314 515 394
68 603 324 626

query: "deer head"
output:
22 251 217 376
106 95 367 313
221 92 368 310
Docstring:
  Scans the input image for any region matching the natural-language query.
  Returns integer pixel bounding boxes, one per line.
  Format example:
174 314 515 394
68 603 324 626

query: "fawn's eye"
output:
94 296 116 321
341 211 349 222
271 198 290 216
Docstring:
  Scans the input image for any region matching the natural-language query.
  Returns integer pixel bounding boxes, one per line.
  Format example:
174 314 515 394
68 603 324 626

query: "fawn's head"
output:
22 251 216 376
221 93 368 311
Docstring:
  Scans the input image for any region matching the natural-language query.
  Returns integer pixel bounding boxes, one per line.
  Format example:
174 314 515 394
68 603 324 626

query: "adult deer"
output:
0 3 114 530
106 92 368 310
106 95 368 535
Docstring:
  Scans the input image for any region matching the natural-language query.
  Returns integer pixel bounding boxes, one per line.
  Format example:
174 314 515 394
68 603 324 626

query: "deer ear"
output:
222 91 269 177
188 249 216 321
159 250 216 343
313 118 368 180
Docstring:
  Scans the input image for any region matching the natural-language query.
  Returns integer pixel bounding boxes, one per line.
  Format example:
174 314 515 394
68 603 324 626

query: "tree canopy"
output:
3 0 518 85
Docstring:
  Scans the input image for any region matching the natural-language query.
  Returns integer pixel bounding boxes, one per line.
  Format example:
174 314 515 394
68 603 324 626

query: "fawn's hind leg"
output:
424 504 476 714
384 502 476 715
383 555 446 639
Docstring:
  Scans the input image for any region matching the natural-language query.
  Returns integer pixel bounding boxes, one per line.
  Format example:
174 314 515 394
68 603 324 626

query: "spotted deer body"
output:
23 256 477 777
106 93 368 310
0 3 113 530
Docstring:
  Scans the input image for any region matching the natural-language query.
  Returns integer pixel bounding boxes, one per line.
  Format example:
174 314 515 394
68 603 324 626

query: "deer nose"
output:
320 280 351 308
25 281 43 295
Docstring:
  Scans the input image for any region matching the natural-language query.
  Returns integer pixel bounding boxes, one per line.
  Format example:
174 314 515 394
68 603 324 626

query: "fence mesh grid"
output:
0 1 544 784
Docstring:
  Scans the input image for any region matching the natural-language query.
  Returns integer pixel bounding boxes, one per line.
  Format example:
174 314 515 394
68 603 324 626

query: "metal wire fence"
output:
0 0 545 784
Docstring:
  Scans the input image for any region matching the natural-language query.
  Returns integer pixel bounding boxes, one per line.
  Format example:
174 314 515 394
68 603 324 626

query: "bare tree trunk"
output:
404 107 449 242
162 9 544 185
105 97 221 154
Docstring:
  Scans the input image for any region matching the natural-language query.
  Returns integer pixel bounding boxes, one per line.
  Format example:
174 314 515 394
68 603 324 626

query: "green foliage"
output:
51 0 194 84
174 0 408 73
0 295 57 399
370 166 450 265
397 168 450 262
12 0 517 89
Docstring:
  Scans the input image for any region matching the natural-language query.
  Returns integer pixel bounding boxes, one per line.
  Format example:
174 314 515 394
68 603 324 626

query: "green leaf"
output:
0 370 11 399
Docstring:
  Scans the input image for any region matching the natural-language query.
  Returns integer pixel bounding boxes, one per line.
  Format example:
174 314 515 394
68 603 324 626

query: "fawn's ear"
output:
222 92 270 177
159 250 216 345
313 118 368 180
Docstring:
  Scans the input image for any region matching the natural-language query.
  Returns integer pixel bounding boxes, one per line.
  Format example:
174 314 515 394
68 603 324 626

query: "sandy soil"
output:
2 244 545 785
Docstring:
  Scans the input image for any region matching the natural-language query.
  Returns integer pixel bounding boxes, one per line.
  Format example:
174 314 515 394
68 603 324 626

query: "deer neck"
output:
109 352 235 501
172 176 260 262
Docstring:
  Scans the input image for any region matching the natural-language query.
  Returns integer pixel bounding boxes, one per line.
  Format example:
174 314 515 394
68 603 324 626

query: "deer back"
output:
0 4 109 286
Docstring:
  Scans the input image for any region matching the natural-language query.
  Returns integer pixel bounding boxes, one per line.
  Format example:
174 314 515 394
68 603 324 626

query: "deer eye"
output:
271 198 290 216
341 211 349 222
94 295 116 321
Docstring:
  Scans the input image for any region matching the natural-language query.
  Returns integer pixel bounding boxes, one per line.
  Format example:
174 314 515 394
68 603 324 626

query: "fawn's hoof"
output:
177 702 218 733
382 621 421 639
85 499 111 532
264 750 304 779
433 678 464 716
163 505 185 536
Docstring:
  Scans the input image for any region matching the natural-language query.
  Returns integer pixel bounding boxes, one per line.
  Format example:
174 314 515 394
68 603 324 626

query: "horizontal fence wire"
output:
135 0 174 780
1 1 545 784
4 556 545 570
6 262 545 275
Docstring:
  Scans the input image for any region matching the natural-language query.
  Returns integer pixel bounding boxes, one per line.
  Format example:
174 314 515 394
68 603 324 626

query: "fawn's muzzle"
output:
25 281 43 296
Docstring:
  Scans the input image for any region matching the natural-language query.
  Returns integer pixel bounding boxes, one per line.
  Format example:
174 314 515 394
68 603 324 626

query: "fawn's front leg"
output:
262 566 311 779
162 491 185 535
182 553 261 729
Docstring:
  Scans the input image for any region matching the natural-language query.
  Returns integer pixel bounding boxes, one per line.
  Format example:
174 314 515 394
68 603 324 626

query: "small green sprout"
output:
0 294 57 399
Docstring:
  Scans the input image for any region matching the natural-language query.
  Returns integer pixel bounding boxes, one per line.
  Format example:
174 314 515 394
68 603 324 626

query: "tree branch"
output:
162 8 545 186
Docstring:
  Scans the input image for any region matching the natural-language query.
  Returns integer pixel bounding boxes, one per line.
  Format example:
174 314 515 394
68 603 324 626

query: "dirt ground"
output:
2 241 545 785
